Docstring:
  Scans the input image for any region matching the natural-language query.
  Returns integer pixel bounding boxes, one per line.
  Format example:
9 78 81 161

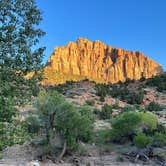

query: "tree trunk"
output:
57 140 67 162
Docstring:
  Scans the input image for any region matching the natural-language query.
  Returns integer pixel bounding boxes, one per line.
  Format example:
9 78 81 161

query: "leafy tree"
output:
0 0 45 119
0 0 45 150
27 91 94 161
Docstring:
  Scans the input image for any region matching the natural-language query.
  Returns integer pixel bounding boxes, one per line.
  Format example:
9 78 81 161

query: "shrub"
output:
110 111 157 143
85 99 95 106
0 120 28 151
95 83 109 101
121 105 135 113
110 85 120 98
119 88 130 100
0 96 18 123
127 91 144 104
26 115 42 134
134 133 152 148
147 101 162 112
152 133 166 147
155 124 166 134
146 74 166 92
110 112 141 142
99 104 113 120
139 112 157 130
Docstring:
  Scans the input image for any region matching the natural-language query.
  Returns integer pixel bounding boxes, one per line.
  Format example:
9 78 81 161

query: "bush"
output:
99 104 113 120
147 101 162 112
155 124 166 134
121 105 135 113
146 74 166 92
0 121 29 151
127 91 144 104
110 111 157 143
134 133 152 148
139 111 157 130
95 83 109 101
86 99 95 106
152 133 166 147
110 112 141 142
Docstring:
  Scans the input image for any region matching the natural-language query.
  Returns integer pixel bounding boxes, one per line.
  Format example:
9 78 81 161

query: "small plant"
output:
127 91 144 104
100 104 113 120
86 99 95 106
147 101 162 112
95 83 109 101
152 133 166 147
134 133 152 148
121 105 135 113
116 155 124 162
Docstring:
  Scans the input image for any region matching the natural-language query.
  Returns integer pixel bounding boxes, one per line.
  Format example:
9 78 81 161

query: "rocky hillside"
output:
42 38 163 85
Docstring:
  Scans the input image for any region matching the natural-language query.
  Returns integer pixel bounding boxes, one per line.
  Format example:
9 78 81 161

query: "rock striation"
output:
42 38 163 85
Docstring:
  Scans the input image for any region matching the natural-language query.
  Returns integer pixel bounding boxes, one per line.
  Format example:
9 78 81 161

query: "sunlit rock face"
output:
42 38 163 85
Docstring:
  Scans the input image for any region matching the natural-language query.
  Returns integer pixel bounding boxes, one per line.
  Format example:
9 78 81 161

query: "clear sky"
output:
36 0 166 70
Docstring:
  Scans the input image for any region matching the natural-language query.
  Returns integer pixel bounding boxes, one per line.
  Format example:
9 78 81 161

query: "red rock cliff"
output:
42 38 163 85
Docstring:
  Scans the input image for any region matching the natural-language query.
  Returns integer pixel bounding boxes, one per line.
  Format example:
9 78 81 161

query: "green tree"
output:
0 0 45 150
27 91 94 161
0 0 45 119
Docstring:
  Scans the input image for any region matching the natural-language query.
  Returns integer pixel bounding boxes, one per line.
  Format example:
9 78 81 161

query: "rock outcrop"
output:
42 38 163 85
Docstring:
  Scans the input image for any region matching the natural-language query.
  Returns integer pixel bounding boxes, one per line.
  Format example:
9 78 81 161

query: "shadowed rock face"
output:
42 38 163 85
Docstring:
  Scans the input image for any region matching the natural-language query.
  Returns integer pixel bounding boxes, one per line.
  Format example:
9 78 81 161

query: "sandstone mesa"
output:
42 38 163 85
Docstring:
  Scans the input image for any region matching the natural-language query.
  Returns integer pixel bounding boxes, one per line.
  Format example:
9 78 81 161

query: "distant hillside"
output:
41 38 163 85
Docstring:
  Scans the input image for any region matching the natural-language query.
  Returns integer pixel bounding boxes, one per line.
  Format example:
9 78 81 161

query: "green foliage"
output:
146 74 166 92
155 124 166 135
0 0 45 150
0 97 18 123
0 0 45 125
110 112 141 142
85 99 95 106
95 83 109 101
152 133 166 147
28 91 94 154
0 120 29 151
55 103 94 150
99 104 113 120
116 155 124 162
121 105 135 113
147 101 162 112
109 85 144 104
110 111 157 143
134 133 152 148
139 111 157 130
26 115 42 134
127 91 144 104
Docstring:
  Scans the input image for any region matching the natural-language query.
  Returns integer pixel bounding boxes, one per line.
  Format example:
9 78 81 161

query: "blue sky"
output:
36 0 166 70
